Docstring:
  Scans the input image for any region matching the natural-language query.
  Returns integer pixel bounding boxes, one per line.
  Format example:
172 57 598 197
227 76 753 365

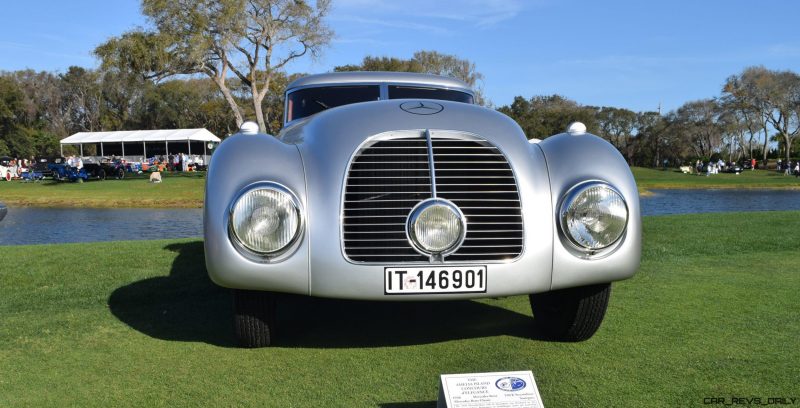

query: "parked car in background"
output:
97 158 127 179
49 162 90 182
204 72 641 347
724 163 742 174
0 156 18 181
82 163 107 180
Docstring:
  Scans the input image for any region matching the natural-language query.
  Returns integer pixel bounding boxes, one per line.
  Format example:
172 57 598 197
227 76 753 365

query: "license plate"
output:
384 266 487 295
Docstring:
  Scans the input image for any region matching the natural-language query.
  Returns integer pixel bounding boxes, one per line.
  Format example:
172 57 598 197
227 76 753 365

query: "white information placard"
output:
437 371 544 408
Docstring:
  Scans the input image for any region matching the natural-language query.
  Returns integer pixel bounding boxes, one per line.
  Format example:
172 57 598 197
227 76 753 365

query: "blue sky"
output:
2 0 799 113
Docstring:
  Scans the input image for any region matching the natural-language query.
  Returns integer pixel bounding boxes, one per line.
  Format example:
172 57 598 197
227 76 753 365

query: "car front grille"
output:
342 132 523 263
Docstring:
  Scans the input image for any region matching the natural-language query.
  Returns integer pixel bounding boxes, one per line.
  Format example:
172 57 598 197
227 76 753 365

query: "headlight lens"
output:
230 185 301 255
560 183 628 250
408 199 466 254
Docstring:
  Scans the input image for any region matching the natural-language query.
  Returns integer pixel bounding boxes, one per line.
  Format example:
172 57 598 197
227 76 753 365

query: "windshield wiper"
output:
315 100 330 110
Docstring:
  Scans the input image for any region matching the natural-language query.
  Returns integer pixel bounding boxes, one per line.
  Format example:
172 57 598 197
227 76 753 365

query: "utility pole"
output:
655 102 662 168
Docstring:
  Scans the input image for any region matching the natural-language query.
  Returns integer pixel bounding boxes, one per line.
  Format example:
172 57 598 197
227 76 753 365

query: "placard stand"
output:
437 370 544 408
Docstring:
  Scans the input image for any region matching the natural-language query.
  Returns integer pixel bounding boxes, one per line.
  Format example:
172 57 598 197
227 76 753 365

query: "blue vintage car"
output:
49 163 90 182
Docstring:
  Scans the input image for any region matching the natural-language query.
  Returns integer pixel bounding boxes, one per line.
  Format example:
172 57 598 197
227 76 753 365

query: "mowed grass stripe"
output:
1 212 798 407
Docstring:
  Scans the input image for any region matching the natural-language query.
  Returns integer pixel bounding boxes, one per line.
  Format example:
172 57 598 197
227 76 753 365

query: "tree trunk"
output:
252 76 272 134
761 122 769 162
253 89 267 134
213 77 244 128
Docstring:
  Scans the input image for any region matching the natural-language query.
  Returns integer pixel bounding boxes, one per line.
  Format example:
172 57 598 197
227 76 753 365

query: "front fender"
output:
535 132 641 290
203 132 310 294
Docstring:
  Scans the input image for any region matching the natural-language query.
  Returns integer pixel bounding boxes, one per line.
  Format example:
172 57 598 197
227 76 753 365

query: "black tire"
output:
98 169 106 180
117 168 125 179
529 283 611 342
233 289 276 348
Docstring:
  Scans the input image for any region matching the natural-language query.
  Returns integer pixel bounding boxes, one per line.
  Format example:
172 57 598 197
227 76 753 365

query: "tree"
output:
634 111 673 166
59 67 103 134
0 76 25 157
96 0 333 134
336 50 488 105
497 95 598 139
134 78 238 137
723 67 774 161
760 70 800 162
671 99 726 159
595 107 638 164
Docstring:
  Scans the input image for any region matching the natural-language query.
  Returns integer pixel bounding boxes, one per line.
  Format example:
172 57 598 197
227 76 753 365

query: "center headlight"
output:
407 199 466 255
560 182 628 251
229 183 302 256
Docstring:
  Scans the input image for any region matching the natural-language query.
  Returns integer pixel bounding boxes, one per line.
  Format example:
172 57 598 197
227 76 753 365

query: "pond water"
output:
642 189 800 216
1 189 800 245
0 208 203 246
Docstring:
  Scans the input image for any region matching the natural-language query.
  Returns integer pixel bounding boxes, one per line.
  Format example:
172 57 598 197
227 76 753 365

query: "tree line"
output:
2 62 797 165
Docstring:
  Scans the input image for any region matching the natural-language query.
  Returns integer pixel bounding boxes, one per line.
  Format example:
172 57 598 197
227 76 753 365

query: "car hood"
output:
277 99 527 149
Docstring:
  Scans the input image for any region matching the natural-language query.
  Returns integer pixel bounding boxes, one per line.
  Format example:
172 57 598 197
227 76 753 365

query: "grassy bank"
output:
634 167 800 195
1 211 798 407
0 172 205 208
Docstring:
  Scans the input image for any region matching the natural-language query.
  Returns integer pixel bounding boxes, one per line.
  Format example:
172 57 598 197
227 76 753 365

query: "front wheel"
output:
233 289 276 348
116 168 125 179
529 283 611 342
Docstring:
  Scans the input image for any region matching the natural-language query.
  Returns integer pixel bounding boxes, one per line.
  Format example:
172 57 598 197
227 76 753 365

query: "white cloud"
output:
332 0 528 28
331 15 453 35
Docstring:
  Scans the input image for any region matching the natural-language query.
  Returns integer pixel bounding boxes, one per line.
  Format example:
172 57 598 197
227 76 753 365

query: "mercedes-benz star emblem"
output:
400 101 444 115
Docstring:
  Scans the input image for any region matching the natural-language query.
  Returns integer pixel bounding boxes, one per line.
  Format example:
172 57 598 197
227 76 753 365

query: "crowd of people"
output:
776 159 800 177
689 158 800 177
150 153 205 172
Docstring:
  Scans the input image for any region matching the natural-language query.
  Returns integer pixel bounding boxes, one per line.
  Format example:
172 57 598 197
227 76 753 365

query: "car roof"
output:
285 71 474 95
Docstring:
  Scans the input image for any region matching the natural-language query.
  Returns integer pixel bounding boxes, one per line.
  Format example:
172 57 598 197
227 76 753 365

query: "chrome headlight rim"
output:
227 181 304 261
558 180 628 255
406 198 468 257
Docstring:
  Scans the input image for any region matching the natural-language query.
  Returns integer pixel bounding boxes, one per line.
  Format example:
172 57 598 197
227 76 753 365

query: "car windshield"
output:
388 85 474 104
287 85 381 122
285 83 475 123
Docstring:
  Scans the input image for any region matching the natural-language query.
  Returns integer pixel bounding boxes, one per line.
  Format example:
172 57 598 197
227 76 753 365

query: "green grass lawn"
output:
1 211 798 407
633 167 800 194
0 172 205 208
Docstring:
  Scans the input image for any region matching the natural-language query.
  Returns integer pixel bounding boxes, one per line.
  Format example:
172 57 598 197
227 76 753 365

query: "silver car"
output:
204 72 641 347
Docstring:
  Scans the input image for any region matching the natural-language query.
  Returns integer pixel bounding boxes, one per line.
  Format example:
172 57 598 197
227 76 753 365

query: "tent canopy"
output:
61 129 221 144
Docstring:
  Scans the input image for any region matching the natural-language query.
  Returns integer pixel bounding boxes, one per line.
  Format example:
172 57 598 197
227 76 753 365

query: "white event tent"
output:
60 128 221 162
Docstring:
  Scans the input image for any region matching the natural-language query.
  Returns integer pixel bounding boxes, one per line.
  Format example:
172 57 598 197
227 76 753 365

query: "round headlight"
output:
230 184 301 255
407 199 466 255
560 182 628 251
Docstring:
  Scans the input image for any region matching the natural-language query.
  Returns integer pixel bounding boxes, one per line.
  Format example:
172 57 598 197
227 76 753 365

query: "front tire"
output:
529 283 611 342
233 289 276 347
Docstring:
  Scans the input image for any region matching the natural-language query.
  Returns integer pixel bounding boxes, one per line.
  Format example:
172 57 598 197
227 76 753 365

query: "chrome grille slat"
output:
343 134 523 263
